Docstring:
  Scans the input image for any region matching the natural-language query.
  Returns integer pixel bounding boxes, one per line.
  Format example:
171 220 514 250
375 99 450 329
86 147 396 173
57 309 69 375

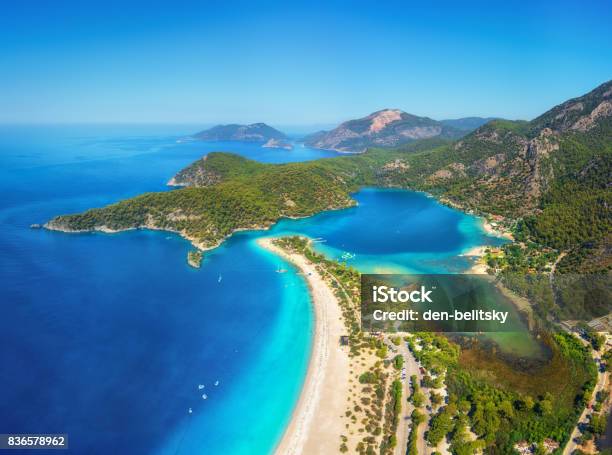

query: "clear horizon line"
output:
0 115 522 127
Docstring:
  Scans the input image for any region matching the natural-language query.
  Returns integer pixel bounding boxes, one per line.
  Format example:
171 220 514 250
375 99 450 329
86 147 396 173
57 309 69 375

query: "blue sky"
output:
1 0 611 125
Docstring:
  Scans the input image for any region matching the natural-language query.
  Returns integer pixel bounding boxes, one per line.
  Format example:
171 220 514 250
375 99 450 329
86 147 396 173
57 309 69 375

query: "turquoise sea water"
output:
0 125 512 454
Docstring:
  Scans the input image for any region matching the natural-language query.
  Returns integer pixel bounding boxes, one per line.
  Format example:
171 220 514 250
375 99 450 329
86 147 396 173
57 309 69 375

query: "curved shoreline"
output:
257 238 349 455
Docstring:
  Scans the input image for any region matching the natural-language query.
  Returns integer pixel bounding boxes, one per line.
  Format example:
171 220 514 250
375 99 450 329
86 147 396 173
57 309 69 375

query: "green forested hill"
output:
168 152 268 187
46 152 384 249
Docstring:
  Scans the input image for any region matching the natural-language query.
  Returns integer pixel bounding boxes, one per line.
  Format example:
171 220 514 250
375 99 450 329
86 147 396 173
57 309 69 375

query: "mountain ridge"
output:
303 108 463 153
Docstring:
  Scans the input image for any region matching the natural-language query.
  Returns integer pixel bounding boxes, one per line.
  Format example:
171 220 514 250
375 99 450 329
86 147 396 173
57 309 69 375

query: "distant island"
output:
184 115 494 155
302 109 476 153
189 122 287 143
262 138 293 150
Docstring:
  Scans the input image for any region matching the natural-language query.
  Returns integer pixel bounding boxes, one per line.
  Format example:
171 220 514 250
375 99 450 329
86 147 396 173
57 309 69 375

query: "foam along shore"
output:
257 237 350 455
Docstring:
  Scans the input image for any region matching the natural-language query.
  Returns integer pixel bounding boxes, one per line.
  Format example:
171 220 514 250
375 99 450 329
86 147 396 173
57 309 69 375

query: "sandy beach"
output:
461 216 513 274
460 245 489 274
257 238 350 455
481 218 514 240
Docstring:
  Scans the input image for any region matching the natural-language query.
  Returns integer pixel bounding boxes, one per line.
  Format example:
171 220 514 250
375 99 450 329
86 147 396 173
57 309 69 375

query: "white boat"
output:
214 380 219 386
198 384 204 390
202 394 208 400
188 407 193 414
218 275 222 283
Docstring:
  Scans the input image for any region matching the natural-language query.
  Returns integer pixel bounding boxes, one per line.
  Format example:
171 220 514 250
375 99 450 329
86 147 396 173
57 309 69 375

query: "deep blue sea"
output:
0 125 507 454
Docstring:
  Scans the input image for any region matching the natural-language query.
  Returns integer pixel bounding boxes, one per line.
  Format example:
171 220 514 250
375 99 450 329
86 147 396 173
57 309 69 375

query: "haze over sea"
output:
1 125 508 454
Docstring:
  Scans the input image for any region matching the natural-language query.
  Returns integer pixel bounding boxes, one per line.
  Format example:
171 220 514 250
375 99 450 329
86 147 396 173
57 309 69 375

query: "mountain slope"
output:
382 80 612 274
191 123 287 142
303 109 463 153
529 82 612 134
384 81 611 216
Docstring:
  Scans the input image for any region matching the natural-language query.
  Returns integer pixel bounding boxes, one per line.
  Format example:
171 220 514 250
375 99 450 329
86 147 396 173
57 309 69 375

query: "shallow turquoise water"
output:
266 187 501 273
0 125 520 454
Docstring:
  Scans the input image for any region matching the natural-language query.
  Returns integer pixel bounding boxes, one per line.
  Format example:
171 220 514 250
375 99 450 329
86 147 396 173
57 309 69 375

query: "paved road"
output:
392 339 452 455
392 339 414 455
562 334 609 455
